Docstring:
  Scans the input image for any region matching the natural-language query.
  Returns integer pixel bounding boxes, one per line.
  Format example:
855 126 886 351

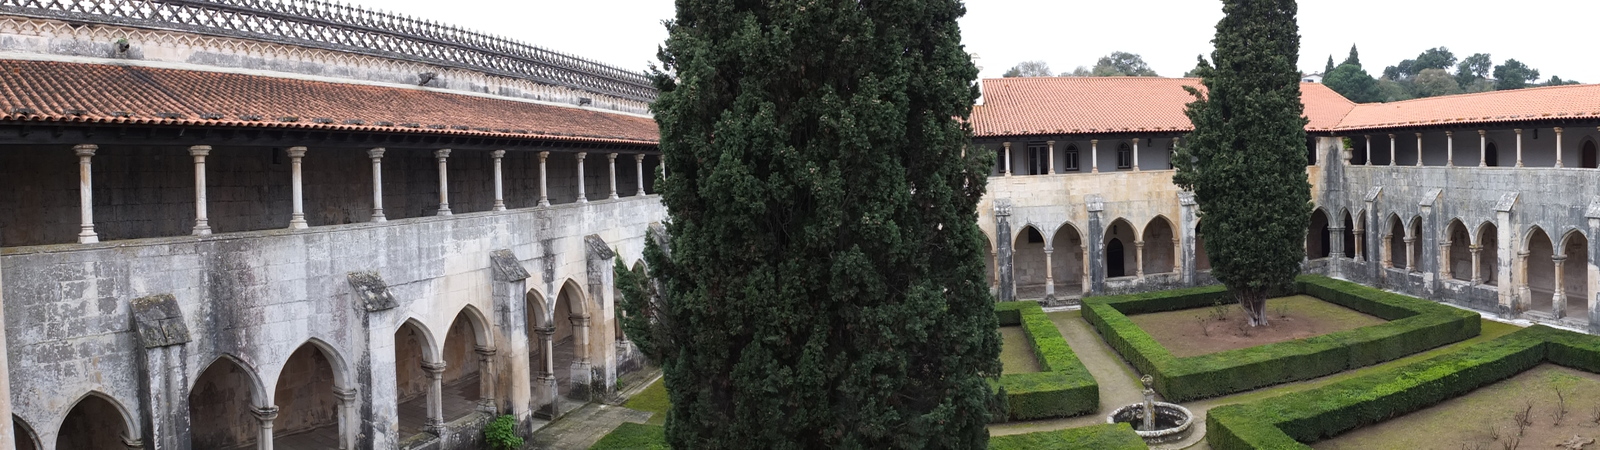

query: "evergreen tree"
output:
1324 63 1380 103
1343 44 1360 67
1175 0 1311 326
1323 55 1334 76
631 0 1001 448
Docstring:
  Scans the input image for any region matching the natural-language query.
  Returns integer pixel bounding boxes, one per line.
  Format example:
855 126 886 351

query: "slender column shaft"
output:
1555 127 1565 168
1440 240 1453 279
287 146 308 229
538 151 551 206
1364 135 1371 165
1479 130 1487 167
75 144 99 243
1135 240 1146 278
1043 248 1056 297
368 148 386 222
1470 245 1483 284
1388 134 1396 166
1047 141 1057 175
991 251 999 290
491 150 506 211
252 407 279 450
335 388 358 450
434 149 452 215
576 152 589 203
607 153 619 199
1003 142 1012 176
423 362 447 435
1445 131 1454 167
1554 255 1568 316
1405 237 1417 272
1354 224 1365 260
1415 133 1423 167
1515 129 1524 167
1382 233 1394 268
189 145 212 235
634 154 646 196
1091 140 1100 173
476 346 499 411
574 317 591 364
1517 251 1531 308
1132 139 1141 171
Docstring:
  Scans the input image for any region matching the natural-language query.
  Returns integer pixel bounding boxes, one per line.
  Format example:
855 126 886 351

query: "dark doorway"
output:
1107 239 1126 278
1583 141 1597 168
1485 143 1499 167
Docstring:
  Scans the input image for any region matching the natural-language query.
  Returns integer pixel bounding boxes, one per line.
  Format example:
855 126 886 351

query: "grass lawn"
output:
1000 326 1043 374
1126 294 1387 357
622 377 670 426
589 422 668 450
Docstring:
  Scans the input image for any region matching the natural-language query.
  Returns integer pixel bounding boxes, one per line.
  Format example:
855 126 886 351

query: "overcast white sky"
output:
353 0 1599 83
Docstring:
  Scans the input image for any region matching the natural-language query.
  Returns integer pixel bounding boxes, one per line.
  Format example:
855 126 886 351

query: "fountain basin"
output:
1106 402 1194 445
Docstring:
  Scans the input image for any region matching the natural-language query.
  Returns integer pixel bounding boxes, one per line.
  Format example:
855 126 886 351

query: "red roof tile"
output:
0 59 659 145
1334 83 1600 131
972 77 1355 138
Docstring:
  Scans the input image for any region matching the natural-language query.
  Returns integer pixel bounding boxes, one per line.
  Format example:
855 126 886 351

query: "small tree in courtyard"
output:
620 0 1001 448
1175 0 1312 326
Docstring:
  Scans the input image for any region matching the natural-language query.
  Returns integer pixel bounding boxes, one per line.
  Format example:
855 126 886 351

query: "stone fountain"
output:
1107 375 1195 445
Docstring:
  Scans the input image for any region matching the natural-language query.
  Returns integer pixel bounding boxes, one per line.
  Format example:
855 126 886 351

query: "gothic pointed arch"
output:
56 391 136 450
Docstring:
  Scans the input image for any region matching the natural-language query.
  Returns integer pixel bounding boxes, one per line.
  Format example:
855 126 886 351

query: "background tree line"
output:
1002 51 1160 77
1322 45 1576 103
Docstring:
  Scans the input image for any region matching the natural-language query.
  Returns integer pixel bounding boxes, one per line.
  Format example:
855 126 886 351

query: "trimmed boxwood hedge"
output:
989 423 1148 450
993 301 1099 421
1205 325 1584 449
1082 275 1480 402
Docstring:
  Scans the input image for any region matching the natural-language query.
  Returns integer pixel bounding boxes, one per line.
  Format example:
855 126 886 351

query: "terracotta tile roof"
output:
972 77 1355 138
0 59 659 145
1334 83 1600 131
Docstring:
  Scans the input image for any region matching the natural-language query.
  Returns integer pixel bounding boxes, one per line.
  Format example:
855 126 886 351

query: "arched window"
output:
1583 140 1597 168
1116 143 1132 169
1064 144 1081 171
1485 142 1500 167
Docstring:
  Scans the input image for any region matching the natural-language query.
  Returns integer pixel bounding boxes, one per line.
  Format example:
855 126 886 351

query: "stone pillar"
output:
994 199 1014 302
476 346 499 414
423 361 447 435
335 388 358 450
990 251 999 293
1043 247 1056 298
1180 192 1198 285
1330 225 1346 277
1134 240 1146 279
1353 221 1365 261
434 149 452 215
1364 135 1371 165
1415 133 1423 167
287 146 309 229
75 144 99 243
491 150 507 211
1388 134 1396 166
1003 142 1012 176
1381 232 1394 268
1132 138 1141 171
1086 195 1106 293
538 151 551 206
1469 245 1484 284
1515 129 1524 167
1497 206 1518 312
252 406 279 450
189 145 212 235
368 148 387 222
607 153 620 199
1047 141 1057 175
576 152 589 203
1517 251 1532 311
1440 239 1453 280
1555 127 1565 168
533 326 558 417
1405 237 1417 272
1554 255 1568 318
1090 140 1101 173
570 316 594 397
490 267 531 419
1479 130 1488 167
1445 131 1454 167
635 154 647 196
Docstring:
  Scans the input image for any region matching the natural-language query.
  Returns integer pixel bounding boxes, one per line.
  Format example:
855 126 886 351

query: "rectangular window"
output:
1117 143 1132 169
1063 146 1080 171
1028 143 1049 175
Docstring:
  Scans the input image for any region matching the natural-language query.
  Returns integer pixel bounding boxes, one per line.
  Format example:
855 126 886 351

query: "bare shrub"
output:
1553 387 1567 426
1195 314 1210 337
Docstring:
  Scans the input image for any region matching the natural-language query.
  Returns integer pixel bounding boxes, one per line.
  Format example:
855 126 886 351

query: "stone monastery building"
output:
0 1 1595 449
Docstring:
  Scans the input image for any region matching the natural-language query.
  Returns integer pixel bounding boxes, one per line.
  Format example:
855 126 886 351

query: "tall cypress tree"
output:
1175 0 1311 326
622 0 1001 448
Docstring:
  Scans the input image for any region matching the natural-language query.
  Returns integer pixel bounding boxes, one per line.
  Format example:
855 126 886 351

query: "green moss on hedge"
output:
992 301 1099 421
989 423 1148 450
1083 275 1481 402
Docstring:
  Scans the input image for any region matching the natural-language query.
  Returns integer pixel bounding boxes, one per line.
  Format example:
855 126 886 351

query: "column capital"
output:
1090 139 1099 145
123 436 145 449
251 406 280 422
1403 237 1415 244
1445 131 1454 137
1518 250 1531 258
607 152 618 161
1388 133 1396 139
1554 127 1564 133
422 361 447 376
1046 140 1055 146
576 151 588 161
1478 130 1487 136
1003 142 1011 149
539 151 550 162
635 153 646 162
1415 132 1423 138
1514 128 1523 134
188 145 212 157
367 147 386 158
475 345 497 357
286 146 307 158
334 387 359 402
490 149 506 158
74 143 98 156
434 148 451 159
533 325 556 337
570 315 592 327
1553 255 1568 263
1469 244 1482 251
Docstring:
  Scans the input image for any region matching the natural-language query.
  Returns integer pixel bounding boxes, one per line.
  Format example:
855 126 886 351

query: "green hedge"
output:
1206 326 1573 449
1082 275 1480 402
989 423 1148 450
993 301 1099 421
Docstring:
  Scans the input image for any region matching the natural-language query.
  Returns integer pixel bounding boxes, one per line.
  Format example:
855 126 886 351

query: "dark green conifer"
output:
620 0 1001 447
1175 0 1312 326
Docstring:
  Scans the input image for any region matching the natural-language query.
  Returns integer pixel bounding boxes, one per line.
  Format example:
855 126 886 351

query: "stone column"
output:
287 146 308 229
1043 247 1056 298
538 151 551 206
1517 251 1532 310
1171 238 1181 273
1554 255 1568 318
1134 240 1146 279
1415 133 1423 167
491 150 507 211
189 145 212 235
1555 127 1565 168
368 148 387 222
1381 232 1394 268
75 144 99 243
1132 138 1141 171
994 199 1014 301
576 152 589 203
635 154 647 196
1003 142 1012 176
990 251 999 293
571 316 593 396
1091 140 1101 173
252 406 279 450
533 326 558 417
1086 196 1106 293
1364 135 1371 165
1353 221 1365 261
1388 134 1396 166
1046 141 1057 175
1330 226 1346 278
476 346 499 414
434 149 452 215
1470 245 1483 284
1479 130 1488 167
1439 239 1453 280
1515 129 1524 167
1405 237 1417 272
423 361 446 435
1445 131 1454 167
335 388 358 450
607 153 619 199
